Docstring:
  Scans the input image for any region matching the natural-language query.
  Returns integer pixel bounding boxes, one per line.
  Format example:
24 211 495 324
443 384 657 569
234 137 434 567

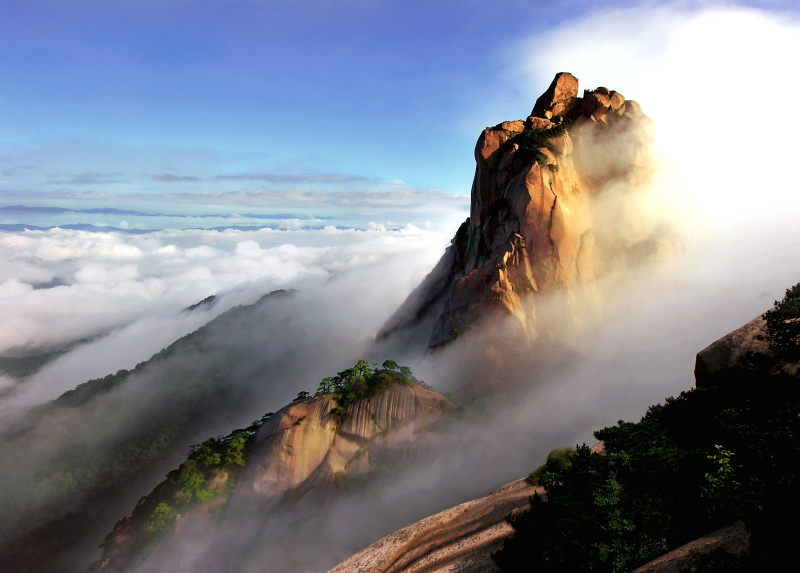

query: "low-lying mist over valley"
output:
2 2 799 572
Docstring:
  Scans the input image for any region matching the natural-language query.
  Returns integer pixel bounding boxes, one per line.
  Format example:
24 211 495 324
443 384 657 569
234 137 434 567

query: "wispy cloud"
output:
0 223 455 359
215 172 372 183
0 186 469 211
46 176 117 185
152 174 201 182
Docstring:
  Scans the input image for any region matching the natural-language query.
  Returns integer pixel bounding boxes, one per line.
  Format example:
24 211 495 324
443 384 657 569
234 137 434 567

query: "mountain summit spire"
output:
379 72 670 350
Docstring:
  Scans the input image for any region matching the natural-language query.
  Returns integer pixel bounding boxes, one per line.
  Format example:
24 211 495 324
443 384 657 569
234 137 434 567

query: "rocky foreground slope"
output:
327 479 536 573
331 308 795 573
380 72 669 349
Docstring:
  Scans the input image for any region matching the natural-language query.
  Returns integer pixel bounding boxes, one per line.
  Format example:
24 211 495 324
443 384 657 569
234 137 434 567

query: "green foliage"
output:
113 412 272 548
314 360 425 421
700 445 750 522
525 446 575 486
293 391 311 401
495 371 800 571
144 503 176 533
508 122 570 166
764 281 800 361
334 472 348 491
500 445 667 573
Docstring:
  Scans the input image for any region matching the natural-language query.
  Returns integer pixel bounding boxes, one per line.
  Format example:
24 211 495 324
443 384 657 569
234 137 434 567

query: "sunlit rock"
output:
379 72 667 350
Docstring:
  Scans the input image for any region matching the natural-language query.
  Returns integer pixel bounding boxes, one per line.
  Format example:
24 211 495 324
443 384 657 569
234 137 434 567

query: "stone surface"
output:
326 479 536 573
250 396 339 497
694 314 771 386
531 72 579 118
694 310 800 387
632 522 749 573
249 384 449 502
325 442 610 573
381 72 662 350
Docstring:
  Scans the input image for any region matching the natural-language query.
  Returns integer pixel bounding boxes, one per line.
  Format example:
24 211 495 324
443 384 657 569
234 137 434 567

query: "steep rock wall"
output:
379 72 662 349
247 383 449 502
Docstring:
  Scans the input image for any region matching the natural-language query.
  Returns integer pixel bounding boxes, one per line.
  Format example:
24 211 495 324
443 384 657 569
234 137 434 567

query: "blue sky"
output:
1 0 799 226
1 0 574 194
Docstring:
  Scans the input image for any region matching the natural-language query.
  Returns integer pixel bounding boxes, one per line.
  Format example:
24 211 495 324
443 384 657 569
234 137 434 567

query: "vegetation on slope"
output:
114 415 270 537
315 359 431 421
0 291 293 567
764 282 800 361
494 284 800 573
100 358 423 565
509 122 569 166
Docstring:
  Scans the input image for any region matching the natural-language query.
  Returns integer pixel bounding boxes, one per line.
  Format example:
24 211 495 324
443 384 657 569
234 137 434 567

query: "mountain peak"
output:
380 72 669 350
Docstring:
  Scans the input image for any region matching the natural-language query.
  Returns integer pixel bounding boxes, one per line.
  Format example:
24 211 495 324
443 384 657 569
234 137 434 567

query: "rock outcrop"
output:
632 522 750 573
248 383 449 502
694 311 800 386
694 314 772 386
97 380 450 572
327 479 536 573
328 443 607 573
379 72 664 349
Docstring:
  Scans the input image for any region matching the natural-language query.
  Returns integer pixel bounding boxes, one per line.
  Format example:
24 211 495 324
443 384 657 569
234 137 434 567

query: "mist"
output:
0 223 457 570
2 3 800 573
114 5 800 573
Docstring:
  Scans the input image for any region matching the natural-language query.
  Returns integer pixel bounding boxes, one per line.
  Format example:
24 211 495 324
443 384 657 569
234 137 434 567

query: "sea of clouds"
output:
0 221 467 408
1 3 800 573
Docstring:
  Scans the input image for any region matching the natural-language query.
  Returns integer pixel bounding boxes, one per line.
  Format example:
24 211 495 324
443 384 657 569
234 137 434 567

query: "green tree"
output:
764 282 800 361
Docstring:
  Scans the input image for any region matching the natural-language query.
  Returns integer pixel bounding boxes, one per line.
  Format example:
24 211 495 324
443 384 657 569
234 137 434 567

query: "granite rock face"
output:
694 314 772 386
380 72 663 349
247 383 449 503
326 479 536 573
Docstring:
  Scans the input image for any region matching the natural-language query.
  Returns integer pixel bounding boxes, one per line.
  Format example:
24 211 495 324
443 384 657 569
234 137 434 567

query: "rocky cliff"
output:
379 72 665 349
97 373 449 571
327 442 607 573
247 382 448 502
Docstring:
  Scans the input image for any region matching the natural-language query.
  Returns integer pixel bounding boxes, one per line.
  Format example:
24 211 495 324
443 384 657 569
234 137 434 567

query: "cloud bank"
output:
3 4 800 573
0 223 459 405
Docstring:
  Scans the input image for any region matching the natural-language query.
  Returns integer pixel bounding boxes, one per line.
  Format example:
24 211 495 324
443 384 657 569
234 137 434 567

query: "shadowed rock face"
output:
694 311 800 386
379 72 663 350
694 314 772 386
327 443 607 573
632 522 750 573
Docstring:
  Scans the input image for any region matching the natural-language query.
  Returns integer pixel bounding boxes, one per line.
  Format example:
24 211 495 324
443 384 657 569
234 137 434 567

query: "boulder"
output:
531 72 579 118
694 314 771 387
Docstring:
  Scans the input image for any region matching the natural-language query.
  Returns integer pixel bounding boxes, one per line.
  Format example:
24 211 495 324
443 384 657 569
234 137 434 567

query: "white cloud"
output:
516 4 800 231
0 222 459 406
